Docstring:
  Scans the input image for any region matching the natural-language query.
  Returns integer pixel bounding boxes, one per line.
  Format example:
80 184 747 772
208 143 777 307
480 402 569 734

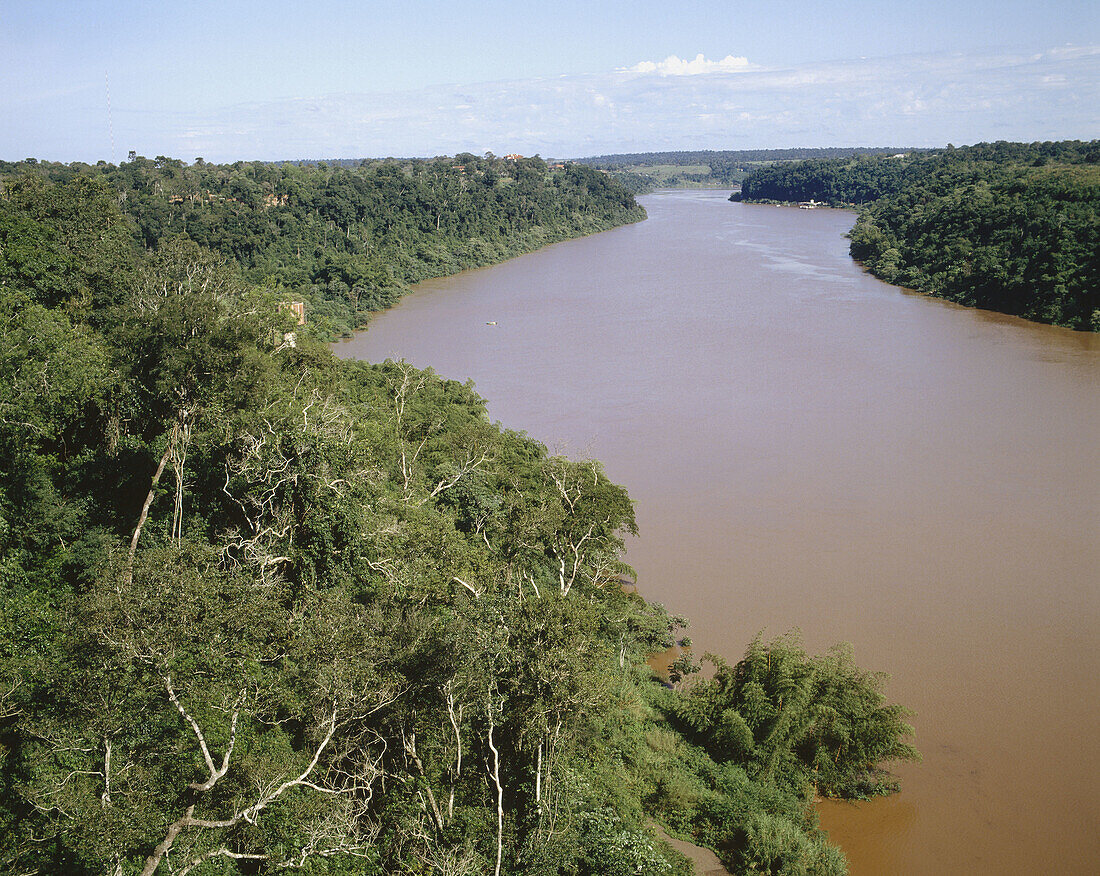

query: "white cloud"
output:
625 53 755 76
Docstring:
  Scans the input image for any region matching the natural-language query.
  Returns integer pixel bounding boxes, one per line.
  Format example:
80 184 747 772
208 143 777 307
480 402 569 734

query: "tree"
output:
669 633 919 800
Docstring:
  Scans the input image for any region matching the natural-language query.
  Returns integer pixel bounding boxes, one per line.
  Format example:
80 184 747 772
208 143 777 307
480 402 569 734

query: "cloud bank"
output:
108 47 1100 161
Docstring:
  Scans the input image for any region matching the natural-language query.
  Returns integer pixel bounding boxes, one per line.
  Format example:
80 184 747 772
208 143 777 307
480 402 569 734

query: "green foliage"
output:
667 635 918 801
574 809 690 876
739 140 1100 329
0 173 135 311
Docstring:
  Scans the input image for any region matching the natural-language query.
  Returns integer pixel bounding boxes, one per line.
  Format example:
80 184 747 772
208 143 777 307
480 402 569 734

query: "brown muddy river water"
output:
339 190 1100 874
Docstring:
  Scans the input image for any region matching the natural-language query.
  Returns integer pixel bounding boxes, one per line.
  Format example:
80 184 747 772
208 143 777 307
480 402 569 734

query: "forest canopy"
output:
0 153 645 339
0 155 916 875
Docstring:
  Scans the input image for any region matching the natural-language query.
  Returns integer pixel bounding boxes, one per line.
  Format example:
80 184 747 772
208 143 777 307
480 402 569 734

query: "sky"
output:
2 0 1098 162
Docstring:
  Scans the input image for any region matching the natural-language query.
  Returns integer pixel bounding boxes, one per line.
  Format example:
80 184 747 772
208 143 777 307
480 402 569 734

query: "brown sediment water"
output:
338 190 1100 874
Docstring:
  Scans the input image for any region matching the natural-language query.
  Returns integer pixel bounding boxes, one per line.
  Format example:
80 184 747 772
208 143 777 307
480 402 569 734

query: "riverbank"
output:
341 206 648 337
737 143 1100 330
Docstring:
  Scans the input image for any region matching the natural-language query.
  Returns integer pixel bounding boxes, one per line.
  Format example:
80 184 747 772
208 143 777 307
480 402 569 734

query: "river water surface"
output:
338 190 1100 874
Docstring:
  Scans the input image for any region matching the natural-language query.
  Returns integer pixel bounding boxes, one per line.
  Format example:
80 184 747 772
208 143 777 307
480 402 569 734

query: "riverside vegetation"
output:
735 140 1100 330
0 157 917 875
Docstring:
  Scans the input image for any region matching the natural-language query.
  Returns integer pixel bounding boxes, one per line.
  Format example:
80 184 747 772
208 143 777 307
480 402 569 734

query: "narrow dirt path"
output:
652 823 730 876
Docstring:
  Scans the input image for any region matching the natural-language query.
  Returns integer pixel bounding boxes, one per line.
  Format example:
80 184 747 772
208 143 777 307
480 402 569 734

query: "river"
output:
337 190 1100 874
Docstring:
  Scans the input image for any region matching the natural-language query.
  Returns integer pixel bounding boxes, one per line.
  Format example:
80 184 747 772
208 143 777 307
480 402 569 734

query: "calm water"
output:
338 190 1100 874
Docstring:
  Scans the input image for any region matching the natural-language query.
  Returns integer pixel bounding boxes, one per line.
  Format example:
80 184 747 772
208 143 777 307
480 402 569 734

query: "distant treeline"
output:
0 153 644 337
576 148 921 191
579 147 917 168
737 141 1100 330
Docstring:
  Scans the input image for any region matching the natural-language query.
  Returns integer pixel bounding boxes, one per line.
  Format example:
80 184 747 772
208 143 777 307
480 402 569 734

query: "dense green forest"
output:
0 153 644 338
575 149 920 192
1 160 917 875
736 141 1100 330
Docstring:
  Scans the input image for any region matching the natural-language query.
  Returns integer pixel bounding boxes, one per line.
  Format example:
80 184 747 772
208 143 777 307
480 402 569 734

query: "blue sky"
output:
3 0 1097 162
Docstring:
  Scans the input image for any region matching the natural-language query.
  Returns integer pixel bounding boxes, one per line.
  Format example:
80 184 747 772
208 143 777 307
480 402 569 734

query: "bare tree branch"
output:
164 678 239 792
178 847 268 876
138 685 399 875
